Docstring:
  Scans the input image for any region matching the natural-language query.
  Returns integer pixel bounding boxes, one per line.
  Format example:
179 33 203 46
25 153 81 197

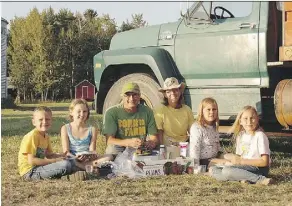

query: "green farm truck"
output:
93 1 292 129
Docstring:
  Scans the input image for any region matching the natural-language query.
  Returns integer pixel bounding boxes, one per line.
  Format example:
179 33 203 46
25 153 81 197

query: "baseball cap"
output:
121 82 140 94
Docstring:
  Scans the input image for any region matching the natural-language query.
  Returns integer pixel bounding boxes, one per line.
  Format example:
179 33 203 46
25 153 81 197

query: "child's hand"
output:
65 152 76 159
76 154 88 162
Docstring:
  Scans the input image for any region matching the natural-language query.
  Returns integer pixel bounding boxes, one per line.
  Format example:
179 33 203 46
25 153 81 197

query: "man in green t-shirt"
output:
103 82 158 154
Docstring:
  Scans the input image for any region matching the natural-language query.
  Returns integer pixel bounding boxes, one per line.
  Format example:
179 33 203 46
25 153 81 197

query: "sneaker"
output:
61 171 88 181
256 178 275 185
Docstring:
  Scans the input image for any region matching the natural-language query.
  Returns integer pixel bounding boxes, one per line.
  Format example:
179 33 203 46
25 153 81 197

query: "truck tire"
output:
274 79 292 129
102 73 164 114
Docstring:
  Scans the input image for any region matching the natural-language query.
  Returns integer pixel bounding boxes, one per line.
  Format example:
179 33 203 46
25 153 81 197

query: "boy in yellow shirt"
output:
18 106 77 180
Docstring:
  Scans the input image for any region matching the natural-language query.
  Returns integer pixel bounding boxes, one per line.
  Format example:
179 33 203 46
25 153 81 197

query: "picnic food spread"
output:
136 145 152 156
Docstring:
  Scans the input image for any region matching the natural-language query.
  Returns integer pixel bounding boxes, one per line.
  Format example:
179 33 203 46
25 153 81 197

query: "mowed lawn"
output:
1 104 292 206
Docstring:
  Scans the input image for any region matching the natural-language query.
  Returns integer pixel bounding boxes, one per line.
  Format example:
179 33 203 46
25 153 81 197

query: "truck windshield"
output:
188 1 253 21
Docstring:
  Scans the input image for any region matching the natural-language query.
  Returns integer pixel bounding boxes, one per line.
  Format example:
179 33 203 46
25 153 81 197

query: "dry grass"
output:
1 105 292 206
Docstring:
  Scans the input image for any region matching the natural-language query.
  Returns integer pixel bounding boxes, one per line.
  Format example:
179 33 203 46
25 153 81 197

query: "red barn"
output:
75 80 95 100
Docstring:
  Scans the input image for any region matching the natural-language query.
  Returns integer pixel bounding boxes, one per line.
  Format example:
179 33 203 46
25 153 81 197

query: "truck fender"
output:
93 47 180 90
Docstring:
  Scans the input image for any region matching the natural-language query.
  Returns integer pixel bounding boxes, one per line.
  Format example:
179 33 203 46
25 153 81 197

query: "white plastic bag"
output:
112 147 145 178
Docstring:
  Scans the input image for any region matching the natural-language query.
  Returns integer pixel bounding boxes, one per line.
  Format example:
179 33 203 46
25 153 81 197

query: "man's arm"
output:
107 135 142 148
145 134 158 149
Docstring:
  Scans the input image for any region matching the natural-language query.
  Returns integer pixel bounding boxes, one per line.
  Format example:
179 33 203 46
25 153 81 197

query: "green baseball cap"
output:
122 82 140 94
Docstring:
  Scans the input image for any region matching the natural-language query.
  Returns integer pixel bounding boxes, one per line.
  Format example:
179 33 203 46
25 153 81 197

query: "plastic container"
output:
159 145 166 159
166 146 180 159
179 142 188 157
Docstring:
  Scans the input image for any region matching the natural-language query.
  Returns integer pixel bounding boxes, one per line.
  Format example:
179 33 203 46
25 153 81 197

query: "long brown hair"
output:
162 94 184 108
196 97 219 130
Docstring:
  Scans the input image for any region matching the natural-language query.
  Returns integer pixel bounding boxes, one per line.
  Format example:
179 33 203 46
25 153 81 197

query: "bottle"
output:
159 145 166 160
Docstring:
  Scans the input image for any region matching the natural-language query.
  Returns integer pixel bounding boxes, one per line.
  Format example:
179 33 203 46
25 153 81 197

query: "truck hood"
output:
110 24 161 50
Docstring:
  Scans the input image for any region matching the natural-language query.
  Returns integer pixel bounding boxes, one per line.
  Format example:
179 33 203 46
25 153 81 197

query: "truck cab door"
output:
175 2 260 87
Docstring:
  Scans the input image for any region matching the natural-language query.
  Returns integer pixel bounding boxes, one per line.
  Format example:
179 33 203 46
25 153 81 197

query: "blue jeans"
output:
210 165 269 183
23 159 78 180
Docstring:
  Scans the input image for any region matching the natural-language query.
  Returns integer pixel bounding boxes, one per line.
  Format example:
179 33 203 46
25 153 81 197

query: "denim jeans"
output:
23 159 78 180
210 165 269 183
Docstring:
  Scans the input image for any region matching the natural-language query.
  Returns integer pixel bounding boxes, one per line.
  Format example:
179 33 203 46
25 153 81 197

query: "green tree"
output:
70 12 117 96
25 8 55 101
52 9 76 99
131 13 147 28
120 20 135 32
8 17 33 102
84 9 98 21
8 7 119 101
119 13 147 32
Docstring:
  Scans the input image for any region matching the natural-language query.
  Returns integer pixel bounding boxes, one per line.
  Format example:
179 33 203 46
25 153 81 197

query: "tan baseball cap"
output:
158 77 185 92
121 82 141 94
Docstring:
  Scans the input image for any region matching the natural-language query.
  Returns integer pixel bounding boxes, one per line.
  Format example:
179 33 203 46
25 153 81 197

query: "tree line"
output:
7 7 147 102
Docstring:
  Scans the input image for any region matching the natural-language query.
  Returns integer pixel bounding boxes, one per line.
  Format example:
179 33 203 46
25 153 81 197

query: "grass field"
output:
1 104 292 206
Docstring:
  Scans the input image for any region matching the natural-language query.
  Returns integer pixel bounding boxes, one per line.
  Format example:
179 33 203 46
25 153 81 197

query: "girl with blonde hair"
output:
210 106 274 185
189 97 221 167
61 99 112 174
